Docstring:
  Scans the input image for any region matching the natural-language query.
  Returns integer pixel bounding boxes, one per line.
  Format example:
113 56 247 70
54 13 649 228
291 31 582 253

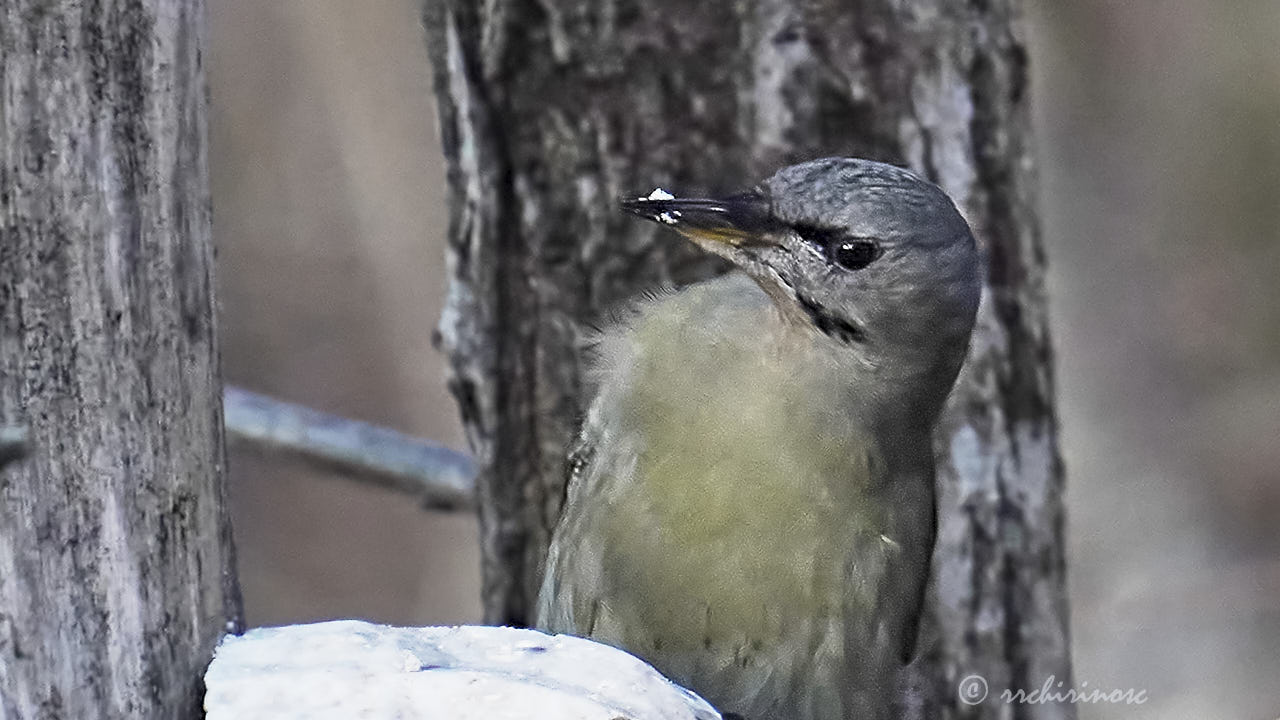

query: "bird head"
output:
621 157 981 419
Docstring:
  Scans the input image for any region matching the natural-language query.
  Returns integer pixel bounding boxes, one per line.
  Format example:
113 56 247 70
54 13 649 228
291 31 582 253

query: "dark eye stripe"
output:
793 224 843 249
793 224 882 271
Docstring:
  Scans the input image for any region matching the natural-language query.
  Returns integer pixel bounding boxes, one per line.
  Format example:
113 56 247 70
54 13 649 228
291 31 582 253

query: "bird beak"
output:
619 190 777 248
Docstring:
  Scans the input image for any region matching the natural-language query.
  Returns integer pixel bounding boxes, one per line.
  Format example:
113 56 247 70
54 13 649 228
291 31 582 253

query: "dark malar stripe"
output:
797 293 866 344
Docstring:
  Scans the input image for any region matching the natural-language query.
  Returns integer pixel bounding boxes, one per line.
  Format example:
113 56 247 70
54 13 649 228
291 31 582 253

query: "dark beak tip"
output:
618 195 674 222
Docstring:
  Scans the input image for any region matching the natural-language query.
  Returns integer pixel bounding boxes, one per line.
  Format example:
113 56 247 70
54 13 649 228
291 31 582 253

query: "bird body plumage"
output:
536 158 978 720
537 273 935 720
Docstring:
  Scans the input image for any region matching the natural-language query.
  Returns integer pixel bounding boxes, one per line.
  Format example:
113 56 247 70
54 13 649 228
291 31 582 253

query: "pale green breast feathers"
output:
547 273 891 657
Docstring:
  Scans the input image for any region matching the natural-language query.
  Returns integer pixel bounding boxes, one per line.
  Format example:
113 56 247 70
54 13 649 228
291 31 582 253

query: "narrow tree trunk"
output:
0 1 241 718
422 1 1070 717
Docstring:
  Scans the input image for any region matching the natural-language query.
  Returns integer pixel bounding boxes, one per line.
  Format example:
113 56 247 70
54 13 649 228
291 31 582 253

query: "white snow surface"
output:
204 620 721 720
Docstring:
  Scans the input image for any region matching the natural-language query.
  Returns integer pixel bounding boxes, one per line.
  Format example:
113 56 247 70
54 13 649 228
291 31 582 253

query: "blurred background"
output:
206 1 1278 718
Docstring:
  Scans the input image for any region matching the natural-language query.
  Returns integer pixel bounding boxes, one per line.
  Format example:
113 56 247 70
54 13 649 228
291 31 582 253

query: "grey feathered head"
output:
622 157 981 418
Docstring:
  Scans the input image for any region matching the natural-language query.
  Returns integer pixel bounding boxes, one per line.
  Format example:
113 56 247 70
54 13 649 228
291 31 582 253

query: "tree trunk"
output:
422 1 1070 717
0 1 242 718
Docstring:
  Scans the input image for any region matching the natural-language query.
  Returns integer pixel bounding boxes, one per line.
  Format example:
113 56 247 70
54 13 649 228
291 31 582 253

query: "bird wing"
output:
851 469 936 668
536 389 632 640
894 494 934 663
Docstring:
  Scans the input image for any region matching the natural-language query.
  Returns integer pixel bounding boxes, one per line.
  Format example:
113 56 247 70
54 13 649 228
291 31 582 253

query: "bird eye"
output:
832 239 881 271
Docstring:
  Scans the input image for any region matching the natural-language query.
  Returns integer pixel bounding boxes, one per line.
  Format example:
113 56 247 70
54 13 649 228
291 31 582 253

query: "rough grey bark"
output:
422 1 1070 717
0 1 242 718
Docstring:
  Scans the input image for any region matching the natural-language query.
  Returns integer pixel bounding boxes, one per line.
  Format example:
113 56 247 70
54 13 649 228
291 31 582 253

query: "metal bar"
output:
223 386 476 512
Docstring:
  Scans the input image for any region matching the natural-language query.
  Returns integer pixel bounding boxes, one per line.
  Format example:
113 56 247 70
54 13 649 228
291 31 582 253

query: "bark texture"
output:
0 1 242 718
422 1 1070 717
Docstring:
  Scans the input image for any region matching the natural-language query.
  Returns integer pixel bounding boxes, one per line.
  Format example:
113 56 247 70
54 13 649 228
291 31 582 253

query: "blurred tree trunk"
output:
422 0 1070 717
0 1 241 718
